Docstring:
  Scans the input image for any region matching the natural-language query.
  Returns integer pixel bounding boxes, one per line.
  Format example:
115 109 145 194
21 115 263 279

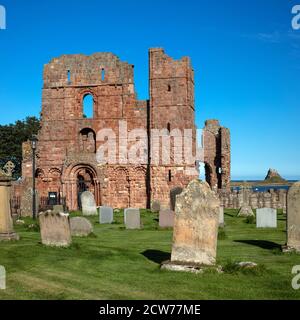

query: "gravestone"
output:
0 266 5 290
238 205 254 217
219 207 225 227
151 200 160 213
39 211 72 247
99 206 113 224
170 187 183 211
163 180 220 271
256 208 277 228
70 217 93 237
81 191 97 216
124 208 141 229
159 209 175 228
0 163 19 241
284 182 300 252
53 205 64 214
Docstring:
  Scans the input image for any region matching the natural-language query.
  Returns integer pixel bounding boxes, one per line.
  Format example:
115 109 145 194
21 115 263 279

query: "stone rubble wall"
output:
218 189 287 211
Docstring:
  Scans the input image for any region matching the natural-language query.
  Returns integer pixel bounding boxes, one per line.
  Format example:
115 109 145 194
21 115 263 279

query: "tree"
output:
0 117 40 178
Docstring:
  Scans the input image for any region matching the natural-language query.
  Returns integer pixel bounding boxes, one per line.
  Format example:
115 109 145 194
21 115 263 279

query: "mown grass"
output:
0 209 299 300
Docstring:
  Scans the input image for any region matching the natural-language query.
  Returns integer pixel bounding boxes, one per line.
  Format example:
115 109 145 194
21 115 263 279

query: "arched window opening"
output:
67 70 71 84
101 68 105 81
168 84 171 92
167 122 171 133
83 94 94 119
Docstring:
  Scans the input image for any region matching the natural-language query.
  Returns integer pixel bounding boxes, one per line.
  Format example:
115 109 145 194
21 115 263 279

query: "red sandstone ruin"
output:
18 48 231 213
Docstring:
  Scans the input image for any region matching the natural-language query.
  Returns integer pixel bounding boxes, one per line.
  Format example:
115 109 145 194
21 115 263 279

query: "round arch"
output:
62 163 100 211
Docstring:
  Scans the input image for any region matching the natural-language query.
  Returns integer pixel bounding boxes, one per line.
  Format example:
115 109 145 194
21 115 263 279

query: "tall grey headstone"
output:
81 191 97 216
124 208 141 229
99 206 113 224
285 182 300 252
256 208 277 228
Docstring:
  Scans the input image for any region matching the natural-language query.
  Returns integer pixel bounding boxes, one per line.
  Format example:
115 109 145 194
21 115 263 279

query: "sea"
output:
231 180 298 192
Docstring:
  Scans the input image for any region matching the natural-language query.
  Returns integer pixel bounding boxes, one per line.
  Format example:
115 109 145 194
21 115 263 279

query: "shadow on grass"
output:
234 240 281 250
224 213 235 218
141 250 171 264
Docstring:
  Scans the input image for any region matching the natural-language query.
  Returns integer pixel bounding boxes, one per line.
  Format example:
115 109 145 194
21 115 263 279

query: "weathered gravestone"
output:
170 187 183 211
256 208 277 228
39 211 72 247
70 217 93 237
99 206 113 224
219 207 225 227
284 182 300 252
0 163 19 241
124 208 141 229
162 180 220 272
159 209 175 228
81 191 97 216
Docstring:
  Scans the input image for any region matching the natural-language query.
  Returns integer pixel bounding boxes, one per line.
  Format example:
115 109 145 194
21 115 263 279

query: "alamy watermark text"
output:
0 5 6 30
292 5 300 30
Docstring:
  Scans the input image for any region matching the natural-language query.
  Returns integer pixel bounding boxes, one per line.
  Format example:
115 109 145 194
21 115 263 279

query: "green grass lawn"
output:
0 209 300 300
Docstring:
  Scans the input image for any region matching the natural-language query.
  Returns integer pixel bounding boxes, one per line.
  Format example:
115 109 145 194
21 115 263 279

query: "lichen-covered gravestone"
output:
159 209 175 228
284 182 300 252
70 217 93 237
163 180 220 272
39 211 72 247
99 206 113 224
124 208 141 229
81 191 97 216
256 208 277 228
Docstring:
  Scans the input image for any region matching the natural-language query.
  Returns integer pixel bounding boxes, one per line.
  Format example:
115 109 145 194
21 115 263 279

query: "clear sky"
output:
0 0 299 180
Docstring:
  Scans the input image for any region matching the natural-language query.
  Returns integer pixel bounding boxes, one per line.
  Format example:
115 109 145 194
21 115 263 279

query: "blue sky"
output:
0 0 299 180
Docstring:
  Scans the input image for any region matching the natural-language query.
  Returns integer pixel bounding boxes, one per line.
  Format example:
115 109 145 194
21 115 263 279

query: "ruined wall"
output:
203 120 231 190
149 48 198 207
27 53 149 210
20 49 198 211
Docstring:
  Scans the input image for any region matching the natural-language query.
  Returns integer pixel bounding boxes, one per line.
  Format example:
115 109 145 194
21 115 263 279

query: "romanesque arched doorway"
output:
62 164 100 211
76 168 96 209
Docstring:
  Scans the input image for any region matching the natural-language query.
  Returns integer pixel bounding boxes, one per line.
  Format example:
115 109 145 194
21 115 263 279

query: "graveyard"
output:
0 206 299 300
1 2 299 306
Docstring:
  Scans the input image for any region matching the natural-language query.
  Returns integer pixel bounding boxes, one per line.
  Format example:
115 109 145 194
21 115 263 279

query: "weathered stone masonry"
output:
19 48 231 211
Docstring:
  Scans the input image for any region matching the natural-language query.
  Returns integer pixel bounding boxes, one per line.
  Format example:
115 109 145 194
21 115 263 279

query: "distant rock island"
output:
264 169 287 183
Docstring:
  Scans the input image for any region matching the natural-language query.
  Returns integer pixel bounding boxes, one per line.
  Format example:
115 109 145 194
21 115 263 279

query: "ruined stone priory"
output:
17 48 231 212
